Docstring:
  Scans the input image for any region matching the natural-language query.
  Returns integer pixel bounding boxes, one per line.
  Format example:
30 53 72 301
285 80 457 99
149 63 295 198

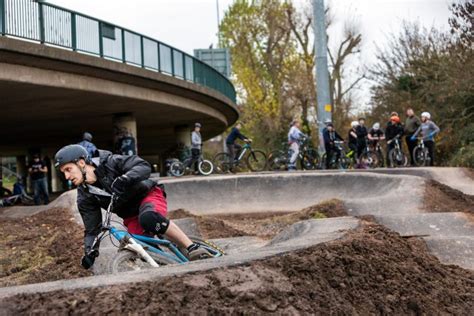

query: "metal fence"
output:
0 0 236 102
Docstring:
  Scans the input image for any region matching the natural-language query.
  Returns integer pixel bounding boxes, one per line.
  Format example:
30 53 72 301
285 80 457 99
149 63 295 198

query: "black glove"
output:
111 174 130 196
81 249 99 269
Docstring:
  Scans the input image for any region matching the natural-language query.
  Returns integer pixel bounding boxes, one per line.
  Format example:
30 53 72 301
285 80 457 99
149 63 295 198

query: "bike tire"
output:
214 152 232 174
268 150 287 170
360 151 379 169
388 149 408 168
413 147 430 167
246 150 268 172
169 161 185 177
198 159 214 176
301 148 319 170
108 249 176 274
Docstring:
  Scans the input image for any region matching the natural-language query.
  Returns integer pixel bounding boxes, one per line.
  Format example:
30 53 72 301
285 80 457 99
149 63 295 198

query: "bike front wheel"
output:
388 149 408 168
108 249 176 274
169 161 185 177
360 151 379 169
246 150 267 172
198 159 214 175
301 148 319 170
413 147 430 167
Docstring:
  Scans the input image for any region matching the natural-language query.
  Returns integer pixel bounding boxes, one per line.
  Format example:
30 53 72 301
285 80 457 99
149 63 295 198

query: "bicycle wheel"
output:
360 151 379 169
246 150 267 172
198 159 214 175
214 152 232 173
108 249 176 274
389 149 408 168
169 161 185 177
301 148 319 170
268 150 287 171
413 147 430 167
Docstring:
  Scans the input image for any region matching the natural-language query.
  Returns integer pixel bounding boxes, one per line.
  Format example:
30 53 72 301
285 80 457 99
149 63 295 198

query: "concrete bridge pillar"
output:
113 113 138 155
15 155 27 184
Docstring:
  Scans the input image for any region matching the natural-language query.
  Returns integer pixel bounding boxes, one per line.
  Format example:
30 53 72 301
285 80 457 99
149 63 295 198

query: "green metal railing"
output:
0 0 236 102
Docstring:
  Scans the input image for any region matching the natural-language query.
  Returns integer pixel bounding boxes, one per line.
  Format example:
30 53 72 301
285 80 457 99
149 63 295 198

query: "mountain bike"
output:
268 137 319 171
90 191 224 274
322 141 356 169
169 152 214 177
388 136 408 168
413 138 431 167
359 138 380 169
214 140 267 173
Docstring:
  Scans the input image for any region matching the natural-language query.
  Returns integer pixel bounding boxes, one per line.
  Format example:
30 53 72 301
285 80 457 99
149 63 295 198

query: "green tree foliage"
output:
220 0 362 150
369 1 473 165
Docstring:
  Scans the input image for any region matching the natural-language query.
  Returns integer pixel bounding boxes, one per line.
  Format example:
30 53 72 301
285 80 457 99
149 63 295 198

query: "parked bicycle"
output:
322 141 356 169
91 191 224 274
169 152 214 177
413 138 431 167
214 140 267 173
268 137 319 171
388 136 408 168
359 138 381 169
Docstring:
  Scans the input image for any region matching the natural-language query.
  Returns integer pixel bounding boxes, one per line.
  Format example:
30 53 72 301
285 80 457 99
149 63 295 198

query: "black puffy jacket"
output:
77 150 157 253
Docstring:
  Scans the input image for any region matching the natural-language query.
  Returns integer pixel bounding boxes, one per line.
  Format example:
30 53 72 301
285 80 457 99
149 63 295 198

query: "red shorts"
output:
122 187 168 235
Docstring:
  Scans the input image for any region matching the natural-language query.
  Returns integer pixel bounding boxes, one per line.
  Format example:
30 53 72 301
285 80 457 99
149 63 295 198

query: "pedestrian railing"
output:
0 0 236 102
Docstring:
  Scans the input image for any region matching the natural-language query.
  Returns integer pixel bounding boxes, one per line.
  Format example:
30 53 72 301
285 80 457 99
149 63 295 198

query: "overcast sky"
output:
47 0 453 108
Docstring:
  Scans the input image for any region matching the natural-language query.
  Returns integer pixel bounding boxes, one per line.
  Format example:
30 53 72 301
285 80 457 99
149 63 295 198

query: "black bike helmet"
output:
83 132 93 142
54 144 89 168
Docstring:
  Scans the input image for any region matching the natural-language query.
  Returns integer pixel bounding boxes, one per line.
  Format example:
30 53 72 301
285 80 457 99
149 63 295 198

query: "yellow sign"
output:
324 104 332 112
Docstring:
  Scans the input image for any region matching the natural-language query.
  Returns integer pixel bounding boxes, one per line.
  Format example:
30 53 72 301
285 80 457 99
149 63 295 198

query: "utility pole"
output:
216 0 221 47
313 0 332 152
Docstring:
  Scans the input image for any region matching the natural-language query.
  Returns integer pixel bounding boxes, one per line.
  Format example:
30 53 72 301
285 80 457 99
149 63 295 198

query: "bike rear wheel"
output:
268 150 287 171
301 148 319 170
108 250 176 274
198 159 214 175
169 161 185 177
246 150 267 172
214 152 232 173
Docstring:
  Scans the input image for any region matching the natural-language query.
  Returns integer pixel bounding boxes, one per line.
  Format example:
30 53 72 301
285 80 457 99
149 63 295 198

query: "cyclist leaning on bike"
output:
410 112 440 166
54 145 210 269
287 120 307 171
323 122 344 169
226 122 251 168
355 118 368 160
186 122 202 173
385 115 404 165
368 123 385 145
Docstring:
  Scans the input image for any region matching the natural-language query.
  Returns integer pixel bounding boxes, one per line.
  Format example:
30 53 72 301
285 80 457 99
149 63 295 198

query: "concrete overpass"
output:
0 0 238 189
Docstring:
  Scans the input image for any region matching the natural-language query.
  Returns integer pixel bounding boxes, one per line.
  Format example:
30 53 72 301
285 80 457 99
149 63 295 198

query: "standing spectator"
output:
385 116 404 166
187 123 202 173
28 154 49 205
225 122 251 170
287 120 306 171
411 112 440 166
356 118 368 160
348 121 359 158
404 108 421 166
78 132 98 159
323 123 344 169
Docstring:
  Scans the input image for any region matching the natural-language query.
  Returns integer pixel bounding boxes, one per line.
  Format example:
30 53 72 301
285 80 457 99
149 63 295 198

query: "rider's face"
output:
60 162 84 186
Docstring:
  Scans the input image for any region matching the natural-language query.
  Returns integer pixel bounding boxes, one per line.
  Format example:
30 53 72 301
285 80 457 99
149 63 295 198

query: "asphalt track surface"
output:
0 167 472 299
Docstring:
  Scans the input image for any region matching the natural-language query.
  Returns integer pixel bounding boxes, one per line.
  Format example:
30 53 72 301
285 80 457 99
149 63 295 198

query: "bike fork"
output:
121 235 159 267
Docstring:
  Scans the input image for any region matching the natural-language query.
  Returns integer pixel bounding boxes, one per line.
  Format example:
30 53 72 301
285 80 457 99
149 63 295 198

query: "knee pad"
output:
139 210 170 235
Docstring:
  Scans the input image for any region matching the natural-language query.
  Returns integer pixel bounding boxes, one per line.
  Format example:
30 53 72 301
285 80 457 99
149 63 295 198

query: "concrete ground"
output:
0 167 473 299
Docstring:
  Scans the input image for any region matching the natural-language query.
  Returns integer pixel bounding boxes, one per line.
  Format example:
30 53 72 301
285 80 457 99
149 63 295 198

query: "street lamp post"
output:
313 0 332 152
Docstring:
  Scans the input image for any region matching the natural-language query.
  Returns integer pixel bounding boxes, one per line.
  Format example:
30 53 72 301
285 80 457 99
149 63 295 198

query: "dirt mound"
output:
2 223 472 315
213 199 348 238
169 209 246 239
0 208 92 287
425 179 474 215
